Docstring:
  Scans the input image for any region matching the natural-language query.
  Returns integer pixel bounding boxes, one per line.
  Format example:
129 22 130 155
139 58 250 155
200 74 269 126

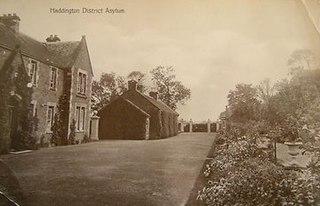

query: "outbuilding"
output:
98 80 179 140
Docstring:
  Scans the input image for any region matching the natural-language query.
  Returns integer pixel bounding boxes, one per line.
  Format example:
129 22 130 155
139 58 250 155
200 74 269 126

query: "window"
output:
29 60 38 86
50 67 57 89
77 72 87 95
46 106 55 132
30 100 37 117
75 106 86 131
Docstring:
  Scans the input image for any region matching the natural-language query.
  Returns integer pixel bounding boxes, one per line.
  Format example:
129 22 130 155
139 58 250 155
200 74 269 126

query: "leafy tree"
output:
288 49 316 75
150 66 191 110
127 71 147 93
227 83 261 123
91 72 127 111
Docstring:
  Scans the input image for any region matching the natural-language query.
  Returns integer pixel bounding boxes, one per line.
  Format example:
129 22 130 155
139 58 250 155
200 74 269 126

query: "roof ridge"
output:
132 90 178 115
142 93 178 115
44 40 80 45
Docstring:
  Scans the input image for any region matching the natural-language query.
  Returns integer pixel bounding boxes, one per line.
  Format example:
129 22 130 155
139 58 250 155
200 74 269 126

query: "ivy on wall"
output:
51 69 71 146
0 49 16 154
12 63 38 150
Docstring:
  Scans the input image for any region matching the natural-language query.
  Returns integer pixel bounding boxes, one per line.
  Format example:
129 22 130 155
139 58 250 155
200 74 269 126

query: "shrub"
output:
199 158 319 206
12 130 37 151
68 119 76 145
82 133 90 144
204 138 270 178
215 134 226 145
199 136 320 205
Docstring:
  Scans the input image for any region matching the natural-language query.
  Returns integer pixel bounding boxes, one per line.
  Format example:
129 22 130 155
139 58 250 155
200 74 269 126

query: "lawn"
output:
0 133 215 206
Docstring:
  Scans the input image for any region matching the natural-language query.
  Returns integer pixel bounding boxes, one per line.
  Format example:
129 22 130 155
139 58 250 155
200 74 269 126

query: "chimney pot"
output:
0 13 20 33
46 34 61 43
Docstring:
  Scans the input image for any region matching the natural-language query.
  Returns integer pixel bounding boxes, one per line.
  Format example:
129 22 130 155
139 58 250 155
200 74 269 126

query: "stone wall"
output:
69 38 93 142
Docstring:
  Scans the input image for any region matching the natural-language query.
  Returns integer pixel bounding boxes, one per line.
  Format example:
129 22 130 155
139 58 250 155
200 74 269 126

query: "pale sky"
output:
1 0 320 121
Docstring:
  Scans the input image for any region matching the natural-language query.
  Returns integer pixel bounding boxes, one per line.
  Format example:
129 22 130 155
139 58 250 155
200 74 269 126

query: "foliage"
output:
0 49 16 154
288 49 316 75
82 133 90 143
11 61 38 151
51 114 60 146
227 83 261 123
51 70 71 146
91 72 127 111
199 135 320 205
68 119 76 145
204 50 320 205
150 66 191 110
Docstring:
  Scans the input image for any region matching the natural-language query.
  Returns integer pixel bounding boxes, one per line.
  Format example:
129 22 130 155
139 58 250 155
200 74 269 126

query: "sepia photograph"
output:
0 0 320 205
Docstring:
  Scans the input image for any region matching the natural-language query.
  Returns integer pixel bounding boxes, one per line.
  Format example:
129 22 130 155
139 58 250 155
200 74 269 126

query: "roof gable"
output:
98 96 150 117
0 23 81 69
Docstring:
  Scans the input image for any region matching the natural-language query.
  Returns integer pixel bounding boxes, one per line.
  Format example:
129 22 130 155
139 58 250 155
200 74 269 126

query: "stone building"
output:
0 14 94 147
98 80 179 140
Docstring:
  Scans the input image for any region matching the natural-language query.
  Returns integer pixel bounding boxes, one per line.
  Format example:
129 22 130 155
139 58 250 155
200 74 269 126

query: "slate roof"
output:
141 93 179 115
120 89 178 116
122 98 151 117
0 22 81 69
45 41 81 67
99 89 179 117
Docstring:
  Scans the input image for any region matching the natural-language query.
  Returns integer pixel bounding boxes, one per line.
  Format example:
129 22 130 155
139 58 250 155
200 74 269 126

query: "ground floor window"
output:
75 106 86 131
46 105 55 132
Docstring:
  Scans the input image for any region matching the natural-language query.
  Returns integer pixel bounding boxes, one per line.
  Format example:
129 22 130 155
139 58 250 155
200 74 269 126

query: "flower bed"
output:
197 135 320 206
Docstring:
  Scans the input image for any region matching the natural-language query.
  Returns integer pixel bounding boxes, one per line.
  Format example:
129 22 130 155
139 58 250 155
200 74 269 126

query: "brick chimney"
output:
128 80 137 91
149 91 158 100
0 13 20 33
46 34 61 43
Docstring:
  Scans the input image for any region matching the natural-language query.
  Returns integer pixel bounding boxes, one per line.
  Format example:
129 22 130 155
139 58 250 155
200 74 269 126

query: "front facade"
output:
0 14 93 147
98 80 179 140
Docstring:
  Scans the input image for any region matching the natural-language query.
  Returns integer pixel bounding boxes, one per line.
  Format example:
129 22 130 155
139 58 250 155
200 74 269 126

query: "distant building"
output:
98 80 179 140
0 13 94 147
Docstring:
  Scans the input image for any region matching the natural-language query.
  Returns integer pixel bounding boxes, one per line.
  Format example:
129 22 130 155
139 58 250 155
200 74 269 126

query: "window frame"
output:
75 104 86 132
49 66 58 90
46 103 56 133
77 69 88 96
29 59 39 87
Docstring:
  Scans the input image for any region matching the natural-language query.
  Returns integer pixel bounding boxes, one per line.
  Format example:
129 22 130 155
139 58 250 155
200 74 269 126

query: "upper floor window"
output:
77 72 87 95
29 60 39 87
50 67 57 90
